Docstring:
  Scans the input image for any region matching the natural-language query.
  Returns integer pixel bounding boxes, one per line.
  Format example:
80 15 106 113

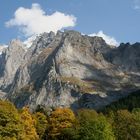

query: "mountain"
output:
0 30 140 111
0 44 7 55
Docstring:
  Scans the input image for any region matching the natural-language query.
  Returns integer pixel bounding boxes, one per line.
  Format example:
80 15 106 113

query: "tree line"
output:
0 90 140 140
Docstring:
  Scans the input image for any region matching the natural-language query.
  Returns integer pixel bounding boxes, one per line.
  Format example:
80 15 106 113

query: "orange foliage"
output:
48 108 76 137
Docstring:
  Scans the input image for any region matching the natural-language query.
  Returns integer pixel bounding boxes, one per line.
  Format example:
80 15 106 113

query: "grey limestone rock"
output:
0 39 26 92
0 30 140 111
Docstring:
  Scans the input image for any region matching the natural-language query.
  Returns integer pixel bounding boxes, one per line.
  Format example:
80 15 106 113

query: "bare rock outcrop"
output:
0 30 140 110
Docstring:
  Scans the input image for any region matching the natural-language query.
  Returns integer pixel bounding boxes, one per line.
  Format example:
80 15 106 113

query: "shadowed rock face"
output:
0 30 140 110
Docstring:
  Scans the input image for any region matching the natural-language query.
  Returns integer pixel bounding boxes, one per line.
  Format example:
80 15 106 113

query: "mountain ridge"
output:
0 30 140 111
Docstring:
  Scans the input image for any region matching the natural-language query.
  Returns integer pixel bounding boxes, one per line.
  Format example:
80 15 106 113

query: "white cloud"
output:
89 31 119 46
5 3 76 37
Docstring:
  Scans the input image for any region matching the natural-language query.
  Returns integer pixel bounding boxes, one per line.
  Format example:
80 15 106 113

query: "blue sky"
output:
0 0 140 45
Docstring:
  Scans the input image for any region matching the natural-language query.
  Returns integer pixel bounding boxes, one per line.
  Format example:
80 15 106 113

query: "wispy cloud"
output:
89 31 119 46
5 3 76 37
133 0 140 10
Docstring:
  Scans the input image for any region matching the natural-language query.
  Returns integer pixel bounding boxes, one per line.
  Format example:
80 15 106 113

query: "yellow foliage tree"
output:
0 100 23 140
48 108 76 138
20 107 39 140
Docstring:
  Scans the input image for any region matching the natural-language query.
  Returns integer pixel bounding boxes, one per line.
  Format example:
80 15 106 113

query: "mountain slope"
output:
0 30 140 110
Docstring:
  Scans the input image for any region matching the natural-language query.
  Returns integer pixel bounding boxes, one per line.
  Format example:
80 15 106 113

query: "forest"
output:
0 90 140 140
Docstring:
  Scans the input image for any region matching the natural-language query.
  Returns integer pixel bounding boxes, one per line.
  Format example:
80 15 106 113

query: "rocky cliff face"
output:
0 40 25 92
0 30 140 110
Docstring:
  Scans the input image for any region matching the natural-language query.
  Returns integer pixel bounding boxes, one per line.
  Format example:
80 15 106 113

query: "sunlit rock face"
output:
0 30 140 111
0 40 25 91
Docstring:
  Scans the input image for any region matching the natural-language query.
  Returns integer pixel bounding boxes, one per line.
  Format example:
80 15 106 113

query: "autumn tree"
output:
48 108 76 139
20 107 39 140
0 100 24 139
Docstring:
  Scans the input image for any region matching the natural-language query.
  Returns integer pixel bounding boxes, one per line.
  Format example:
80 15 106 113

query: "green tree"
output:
113 109 140 140
58 127 80 140
77 109 115 140
33 112 48 139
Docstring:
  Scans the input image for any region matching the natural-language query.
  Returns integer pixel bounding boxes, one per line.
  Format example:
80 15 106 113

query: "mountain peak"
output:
0 45 7 55
9 39 23 46
0 30 139 111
